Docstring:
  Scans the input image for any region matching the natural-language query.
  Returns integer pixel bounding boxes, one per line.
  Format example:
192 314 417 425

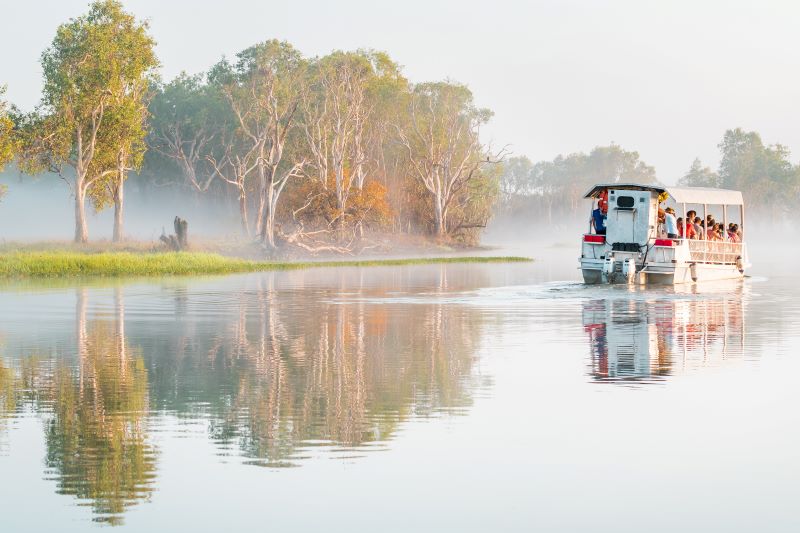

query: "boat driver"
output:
591 203 607 235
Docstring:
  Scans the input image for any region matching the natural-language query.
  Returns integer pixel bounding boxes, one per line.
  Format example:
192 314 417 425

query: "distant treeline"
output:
498 130 800 227
0 0 500 250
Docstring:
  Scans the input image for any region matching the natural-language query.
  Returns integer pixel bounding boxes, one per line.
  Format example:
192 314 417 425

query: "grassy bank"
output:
0 251 532 278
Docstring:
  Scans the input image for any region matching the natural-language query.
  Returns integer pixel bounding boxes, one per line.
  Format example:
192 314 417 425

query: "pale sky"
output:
3 0 800 183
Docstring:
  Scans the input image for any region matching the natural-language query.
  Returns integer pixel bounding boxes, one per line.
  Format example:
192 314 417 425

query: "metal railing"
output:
686 239 742 264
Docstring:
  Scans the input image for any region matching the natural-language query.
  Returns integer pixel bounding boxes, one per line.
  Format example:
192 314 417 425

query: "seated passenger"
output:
728 224 741 243
693 217 703 240
706 219 717 240
591 205 607 235
709 223 723 241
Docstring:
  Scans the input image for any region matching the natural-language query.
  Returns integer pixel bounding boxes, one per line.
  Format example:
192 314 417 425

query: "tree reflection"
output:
1 268 487 523
583 286 746 383
149 269 486 467
43 288 155 525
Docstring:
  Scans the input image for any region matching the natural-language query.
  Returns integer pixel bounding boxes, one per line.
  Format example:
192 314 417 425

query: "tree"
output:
147 73 223 192
86 24 157 242
0 85 16 201
396 82 499 237
717 128 799 214
301 52 372 225
499 156 536 209
211 41 306 247
678 158 720 187
24 0 157 243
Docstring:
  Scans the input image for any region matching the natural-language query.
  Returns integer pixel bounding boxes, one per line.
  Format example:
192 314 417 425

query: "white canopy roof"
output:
584 183 744 206
665 186 744 206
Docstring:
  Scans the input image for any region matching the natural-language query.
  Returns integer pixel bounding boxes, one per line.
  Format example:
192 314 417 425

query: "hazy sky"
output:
3 0 800 183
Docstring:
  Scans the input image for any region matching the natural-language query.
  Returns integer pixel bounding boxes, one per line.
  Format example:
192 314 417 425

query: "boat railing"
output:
685 239 742 264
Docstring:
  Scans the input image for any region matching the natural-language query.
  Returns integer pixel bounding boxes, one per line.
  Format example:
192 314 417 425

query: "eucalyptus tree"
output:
22 0 156 243
147 73 223 192
301 51 373 226
0 85 15 201
678 158 720 188
396 82 498 237
211 40 306 247
0 86 15 171
88 93 151 242
717 128 799 214
87 22 157 242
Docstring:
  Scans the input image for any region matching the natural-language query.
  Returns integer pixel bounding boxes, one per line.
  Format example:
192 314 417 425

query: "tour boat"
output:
580 183 750 284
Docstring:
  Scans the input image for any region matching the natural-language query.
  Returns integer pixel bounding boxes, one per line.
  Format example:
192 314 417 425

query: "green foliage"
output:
678 157 720 187
0 86 16 174
0 251 531 278
14 7 497 247
498 144 656 224
18 0 158 242
716 128 799 213
397 81 496 236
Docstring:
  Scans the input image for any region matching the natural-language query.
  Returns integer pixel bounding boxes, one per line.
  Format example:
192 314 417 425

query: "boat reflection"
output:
583 285 746 383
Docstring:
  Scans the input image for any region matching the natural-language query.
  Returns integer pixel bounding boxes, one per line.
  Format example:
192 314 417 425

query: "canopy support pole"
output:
682 202 687 239
723 205 728 241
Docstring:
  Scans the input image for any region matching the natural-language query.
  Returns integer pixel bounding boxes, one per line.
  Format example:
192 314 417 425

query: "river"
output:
0 243 798 532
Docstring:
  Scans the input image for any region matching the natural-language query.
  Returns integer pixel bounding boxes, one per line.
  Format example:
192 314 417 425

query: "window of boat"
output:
617 195 635 208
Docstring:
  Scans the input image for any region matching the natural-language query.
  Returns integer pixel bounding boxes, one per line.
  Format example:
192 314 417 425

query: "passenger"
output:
677 217 684 238
694 217 704 240
591 203 607 235
728 224 741 243
706 218 717 240
682 212 696 239
664 207 679 239
709 223 723 241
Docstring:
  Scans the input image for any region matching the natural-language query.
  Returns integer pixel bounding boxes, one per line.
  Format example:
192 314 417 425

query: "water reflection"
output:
583 285 746 383
44 288 156 524
0 268 489 524
149 274 485 466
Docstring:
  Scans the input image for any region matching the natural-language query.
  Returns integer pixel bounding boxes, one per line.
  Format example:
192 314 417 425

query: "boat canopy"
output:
584 183 666 199
583 183 744 206
665 186 743 206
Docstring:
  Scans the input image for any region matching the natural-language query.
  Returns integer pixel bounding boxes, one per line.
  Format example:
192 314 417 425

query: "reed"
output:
0 251 532 278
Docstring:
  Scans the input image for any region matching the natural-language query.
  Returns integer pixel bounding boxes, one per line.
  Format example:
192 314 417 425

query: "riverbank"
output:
0 251 532 278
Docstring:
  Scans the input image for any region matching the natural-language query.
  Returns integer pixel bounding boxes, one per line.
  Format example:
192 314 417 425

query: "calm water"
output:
1 245 799 532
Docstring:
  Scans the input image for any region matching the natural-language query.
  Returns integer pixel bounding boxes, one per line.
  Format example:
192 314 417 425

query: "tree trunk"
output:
112 177 124 243
255 169 266 240
262 183 276 249
239 187 250 238
74 185 89 244
433 200 446 236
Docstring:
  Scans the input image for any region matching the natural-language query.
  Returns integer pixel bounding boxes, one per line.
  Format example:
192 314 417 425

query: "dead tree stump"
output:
160 216 189 251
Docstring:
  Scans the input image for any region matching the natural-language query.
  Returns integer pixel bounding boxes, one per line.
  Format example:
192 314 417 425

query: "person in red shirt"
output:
684 210 697 239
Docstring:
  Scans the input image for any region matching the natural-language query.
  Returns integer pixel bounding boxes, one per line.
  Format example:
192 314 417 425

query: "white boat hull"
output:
580 240 748 285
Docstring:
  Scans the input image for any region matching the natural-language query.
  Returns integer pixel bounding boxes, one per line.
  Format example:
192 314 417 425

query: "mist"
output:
0 170 241 243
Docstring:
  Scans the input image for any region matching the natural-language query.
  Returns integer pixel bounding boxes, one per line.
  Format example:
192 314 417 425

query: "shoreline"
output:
0 251 532 278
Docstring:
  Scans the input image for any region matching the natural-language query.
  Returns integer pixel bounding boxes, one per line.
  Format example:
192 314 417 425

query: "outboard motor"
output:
622 258 636 284
602 256 615 283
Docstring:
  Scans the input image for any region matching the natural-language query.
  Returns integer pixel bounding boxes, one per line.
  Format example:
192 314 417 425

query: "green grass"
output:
0 251 532 278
